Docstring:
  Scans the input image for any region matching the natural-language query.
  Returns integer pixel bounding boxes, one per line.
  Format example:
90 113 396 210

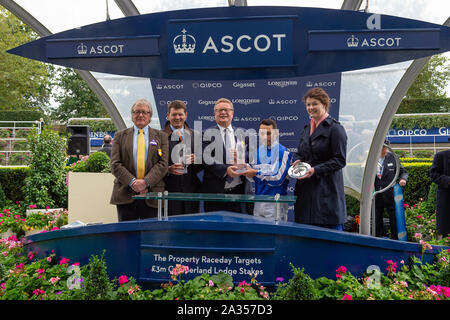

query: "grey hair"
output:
131 99 153 117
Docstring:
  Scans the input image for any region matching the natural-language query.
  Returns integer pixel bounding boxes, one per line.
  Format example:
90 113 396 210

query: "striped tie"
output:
136 129 145 179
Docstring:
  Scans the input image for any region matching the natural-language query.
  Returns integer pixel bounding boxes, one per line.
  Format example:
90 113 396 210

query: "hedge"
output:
0 161 435 211
0 167 29 203
397 98 450 114
402 162 432 206
0 110 44 127
391 114 450 130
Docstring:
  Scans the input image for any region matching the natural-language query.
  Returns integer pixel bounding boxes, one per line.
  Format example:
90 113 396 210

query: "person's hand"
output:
292 159 301 167
399 179 407 187
297 167 315 180
131 179 148 193
185 153 195 165
226 165 242 178
243 165 257 178
168 163 185 175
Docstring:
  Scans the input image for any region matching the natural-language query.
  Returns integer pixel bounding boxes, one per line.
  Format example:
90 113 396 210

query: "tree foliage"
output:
405 54 450 99
0 6 53 111
50 68 108 122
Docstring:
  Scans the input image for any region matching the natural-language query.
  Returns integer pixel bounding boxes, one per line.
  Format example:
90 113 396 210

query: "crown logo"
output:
347 35 359 48
306 81 313 87
77 42 88 55
156 84 162 89
268 99 275 105
173 29 196 54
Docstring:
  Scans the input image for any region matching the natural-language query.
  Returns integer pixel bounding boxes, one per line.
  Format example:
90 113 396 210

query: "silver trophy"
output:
288 162 312 179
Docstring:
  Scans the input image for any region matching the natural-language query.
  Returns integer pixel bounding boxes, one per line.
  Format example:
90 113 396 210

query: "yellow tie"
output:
137 129 145 179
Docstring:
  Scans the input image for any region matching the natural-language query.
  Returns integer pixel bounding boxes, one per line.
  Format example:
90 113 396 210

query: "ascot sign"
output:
8 6 450 79
167 19 293 69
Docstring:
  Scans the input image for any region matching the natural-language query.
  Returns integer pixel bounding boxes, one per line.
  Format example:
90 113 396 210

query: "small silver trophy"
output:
288 162 312 179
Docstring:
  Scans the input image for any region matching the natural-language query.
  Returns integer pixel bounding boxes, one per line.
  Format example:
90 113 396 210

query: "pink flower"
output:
240 287 245 293
342 293 352 300
49 277 60 284
386 260 397 274
208 280 214 287
29 204 37 209
36 268 45 279
118 275 128 285
336 266 347 273
59 257 70 265
33 289 45 296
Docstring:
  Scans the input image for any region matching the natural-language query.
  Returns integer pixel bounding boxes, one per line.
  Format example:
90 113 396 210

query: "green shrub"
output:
85 151 110 173
83 251 115 300
0 167 29 202
402 162 432 206
23 126 68 208
273 264 317 300
0 181 5 208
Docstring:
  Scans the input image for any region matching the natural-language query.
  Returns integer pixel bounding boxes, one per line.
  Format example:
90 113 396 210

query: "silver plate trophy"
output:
288 162 312 178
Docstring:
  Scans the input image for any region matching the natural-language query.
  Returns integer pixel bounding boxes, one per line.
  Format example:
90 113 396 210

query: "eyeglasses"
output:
132 110 151 115
214 108 233 113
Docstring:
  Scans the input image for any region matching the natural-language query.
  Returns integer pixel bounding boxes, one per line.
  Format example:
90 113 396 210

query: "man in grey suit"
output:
110 99 169 221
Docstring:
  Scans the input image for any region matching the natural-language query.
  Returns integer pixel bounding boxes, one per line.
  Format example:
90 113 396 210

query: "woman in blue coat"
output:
293 88 347 230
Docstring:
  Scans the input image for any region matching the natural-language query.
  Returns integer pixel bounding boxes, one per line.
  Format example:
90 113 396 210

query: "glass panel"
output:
133 192 297 203
92 72 161 129
368 0 449 24
339 61 413 195
15 0 124 34
133 0 228 14
247 0 342 9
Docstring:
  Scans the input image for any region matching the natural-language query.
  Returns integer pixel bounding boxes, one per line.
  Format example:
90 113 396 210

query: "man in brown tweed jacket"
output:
110 99 169 221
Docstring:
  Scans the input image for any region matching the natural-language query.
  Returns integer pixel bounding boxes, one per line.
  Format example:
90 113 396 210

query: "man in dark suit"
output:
110 99 168 221
374 140 408 239
201 98 251 214
162 100 202 215
97 134 113 158
429 139 450 237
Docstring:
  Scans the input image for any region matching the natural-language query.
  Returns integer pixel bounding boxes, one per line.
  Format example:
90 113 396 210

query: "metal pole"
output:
163 191 168 220
370 144 401 236
157 192 162 220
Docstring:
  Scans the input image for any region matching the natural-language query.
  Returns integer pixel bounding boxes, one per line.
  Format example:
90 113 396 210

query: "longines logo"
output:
267 80 297 88
173 29 196 54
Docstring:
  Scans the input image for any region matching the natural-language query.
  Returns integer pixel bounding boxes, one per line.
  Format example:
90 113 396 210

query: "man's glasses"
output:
214 108 233 113
132 110 151 115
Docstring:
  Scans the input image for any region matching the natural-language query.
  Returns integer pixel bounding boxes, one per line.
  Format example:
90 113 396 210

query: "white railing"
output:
0 121 42 167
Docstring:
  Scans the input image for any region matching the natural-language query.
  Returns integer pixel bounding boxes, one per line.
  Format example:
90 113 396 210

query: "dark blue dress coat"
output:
293 116 347 225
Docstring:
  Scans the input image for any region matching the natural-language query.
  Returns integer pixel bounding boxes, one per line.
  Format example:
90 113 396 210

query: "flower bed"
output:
1 229 449 300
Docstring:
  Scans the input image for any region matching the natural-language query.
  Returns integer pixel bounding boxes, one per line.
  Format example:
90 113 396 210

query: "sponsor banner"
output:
387 127 450 144
152 73 341 152
141 251 274 283
89 131 115 147
46 36 159 58
152 73 341 221
168 18 293 69
309 29 440 51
